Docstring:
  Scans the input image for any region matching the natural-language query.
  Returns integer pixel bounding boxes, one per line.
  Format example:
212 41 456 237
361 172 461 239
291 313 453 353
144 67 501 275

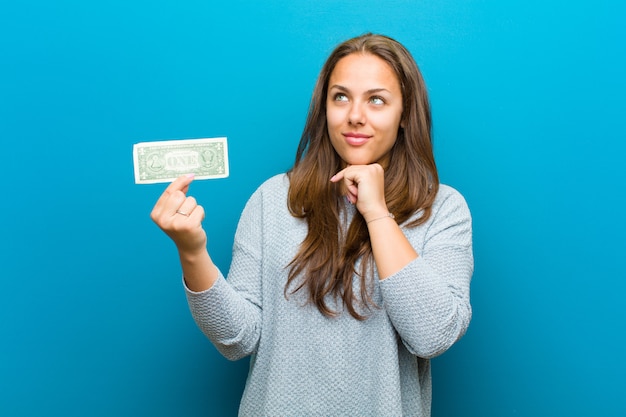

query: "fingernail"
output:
186 173 195 179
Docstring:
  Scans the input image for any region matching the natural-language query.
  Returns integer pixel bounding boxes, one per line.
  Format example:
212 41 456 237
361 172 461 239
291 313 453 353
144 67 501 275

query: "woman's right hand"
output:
150 174 207 255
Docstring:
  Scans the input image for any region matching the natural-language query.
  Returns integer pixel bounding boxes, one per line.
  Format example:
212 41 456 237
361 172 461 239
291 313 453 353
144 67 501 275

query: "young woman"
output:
151 33 473 417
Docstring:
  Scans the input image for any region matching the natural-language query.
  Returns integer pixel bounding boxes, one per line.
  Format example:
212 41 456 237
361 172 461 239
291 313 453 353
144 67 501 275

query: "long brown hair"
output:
286 33 439 320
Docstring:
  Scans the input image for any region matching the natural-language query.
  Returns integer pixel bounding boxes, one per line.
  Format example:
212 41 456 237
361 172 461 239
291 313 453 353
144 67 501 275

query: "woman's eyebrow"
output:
329 85 391 95
328 84 349 92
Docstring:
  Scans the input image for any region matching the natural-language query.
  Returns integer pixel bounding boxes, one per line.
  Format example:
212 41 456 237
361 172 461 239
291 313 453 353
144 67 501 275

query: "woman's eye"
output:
334 93 348 102
370 96 385 105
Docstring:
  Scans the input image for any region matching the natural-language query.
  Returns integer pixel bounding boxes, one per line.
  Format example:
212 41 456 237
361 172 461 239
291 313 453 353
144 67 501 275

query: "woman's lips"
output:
343 133 371 146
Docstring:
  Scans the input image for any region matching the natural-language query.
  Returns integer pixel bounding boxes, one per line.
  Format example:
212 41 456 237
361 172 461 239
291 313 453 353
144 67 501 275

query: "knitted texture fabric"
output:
185 174 473 417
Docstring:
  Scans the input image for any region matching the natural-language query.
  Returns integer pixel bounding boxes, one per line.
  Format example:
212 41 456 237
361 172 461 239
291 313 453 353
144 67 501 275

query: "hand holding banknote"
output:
150 174 218 291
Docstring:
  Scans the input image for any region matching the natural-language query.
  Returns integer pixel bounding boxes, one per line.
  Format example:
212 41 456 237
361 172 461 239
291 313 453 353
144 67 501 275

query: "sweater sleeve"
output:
379 187 473 359
184 186 264 361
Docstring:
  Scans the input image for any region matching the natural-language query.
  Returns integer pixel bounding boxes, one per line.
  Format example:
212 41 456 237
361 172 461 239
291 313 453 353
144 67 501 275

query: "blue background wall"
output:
1 1 625 416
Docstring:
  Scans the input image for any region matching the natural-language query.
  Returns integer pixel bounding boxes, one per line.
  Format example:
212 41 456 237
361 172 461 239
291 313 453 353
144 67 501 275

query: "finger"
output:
163 174 194 199
173 196 198 218
152 192 180 223
330 171 344 183
155 174 195 207
188 204 205 223
347 184 359 201
152 174 195 218
330 165 353 183
337 168 364 187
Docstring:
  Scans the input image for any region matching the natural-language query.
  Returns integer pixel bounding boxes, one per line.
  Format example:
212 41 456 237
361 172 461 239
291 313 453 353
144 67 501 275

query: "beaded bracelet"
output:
366 212 395 224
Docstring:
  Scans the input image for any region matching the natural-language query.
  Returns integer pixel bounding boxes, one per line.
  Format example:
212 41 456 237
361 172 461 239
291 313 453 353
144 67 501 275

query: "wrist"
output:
177 245 209 263
365 212 395 224
178 247 217 292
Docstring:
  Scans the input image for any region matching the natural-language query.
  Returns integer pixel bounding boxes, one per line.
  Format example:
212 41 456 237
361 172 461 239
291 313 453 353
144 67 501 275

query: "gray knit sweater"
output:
185 174 473 417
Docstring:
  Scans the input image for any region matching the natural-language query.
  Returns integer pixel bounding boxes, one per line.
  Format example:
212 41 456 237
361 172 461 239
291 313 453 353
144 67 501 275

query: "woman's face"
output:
326 53 403 168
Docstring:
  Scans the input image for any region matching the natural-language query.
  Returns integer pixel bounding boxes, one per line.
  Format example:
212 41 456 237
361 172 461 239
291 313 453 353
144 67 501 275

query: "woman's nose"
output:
348 103 366 126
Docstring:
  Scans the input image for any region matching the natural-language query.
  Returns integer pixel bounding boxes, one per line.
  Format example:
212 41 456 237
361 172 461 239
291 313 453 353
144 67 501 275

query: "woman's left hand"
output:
330 163 389 222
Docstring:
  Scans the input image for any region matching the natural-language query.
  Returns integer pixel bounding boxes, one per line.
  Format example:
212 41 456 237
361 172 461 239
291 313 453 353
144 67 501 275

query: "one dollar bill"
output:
133 137 229 184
